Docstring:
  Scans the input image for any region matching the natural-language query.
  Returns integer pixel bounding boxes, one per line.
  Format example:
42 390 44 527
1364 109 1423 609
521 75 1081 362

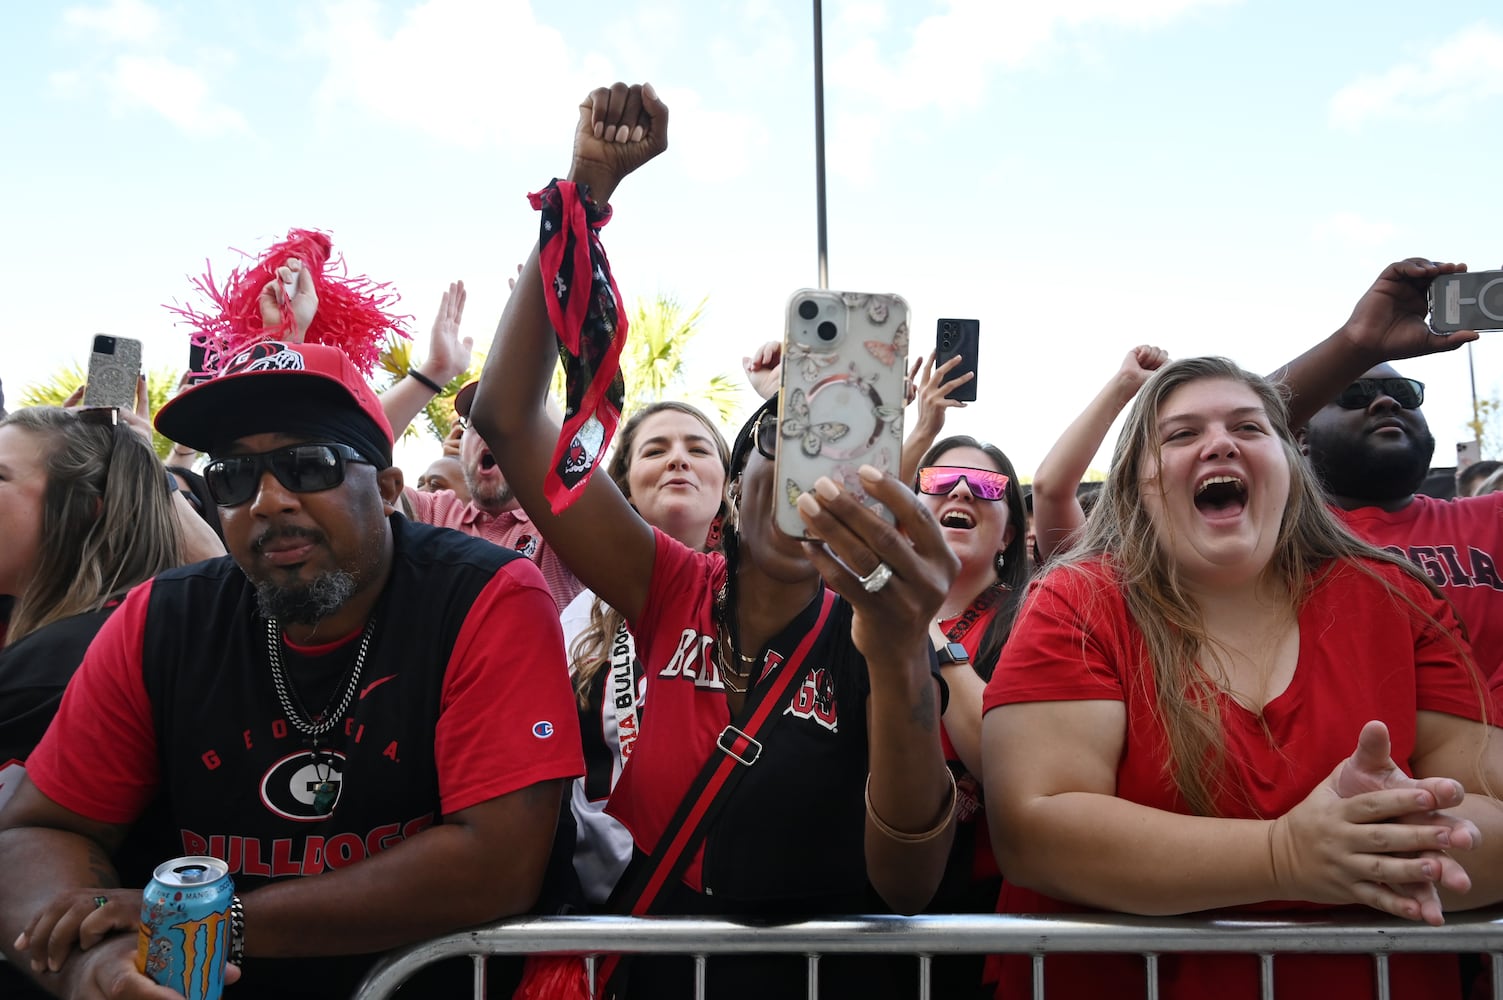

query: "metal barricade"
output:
352 909 1503 1000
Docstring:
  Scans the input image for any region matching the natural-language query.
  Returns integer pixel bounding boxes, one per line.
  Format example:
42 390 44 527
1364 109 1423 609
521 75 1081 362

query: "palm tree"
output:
19 364 182 460
379 293 745 448
617 295 743 425
373 337 483 443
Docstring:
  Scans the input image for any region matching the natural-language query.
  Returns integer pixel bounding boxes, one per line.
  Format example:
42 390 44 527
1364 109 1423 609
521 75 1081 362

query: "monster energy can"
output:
136 856 234 1000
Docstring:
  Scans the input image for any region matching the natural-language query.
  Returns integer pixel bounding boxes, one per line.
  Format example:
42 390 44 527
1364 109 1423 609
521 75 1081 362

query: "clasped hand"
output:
16 886 241 997
1269 720 1478 925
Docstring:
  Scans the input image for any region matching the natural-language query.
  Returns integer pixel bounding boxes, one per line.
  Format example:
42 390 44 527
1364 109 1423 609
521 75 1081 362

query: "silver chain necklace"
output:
265 616 376 742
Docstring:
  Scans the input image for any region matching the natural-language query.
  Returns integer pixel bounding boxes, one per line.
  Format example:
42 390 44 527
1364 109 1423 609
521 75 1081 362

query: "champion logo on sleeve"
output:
532 721 555 739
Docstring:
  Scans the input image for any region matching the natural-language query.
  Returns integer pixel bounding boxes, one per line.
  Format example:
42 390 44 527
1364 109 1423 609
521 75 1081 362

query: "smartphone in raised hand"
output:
773 289 909 539
83 334 143 409
1430 270 1503 333
934 318 979 401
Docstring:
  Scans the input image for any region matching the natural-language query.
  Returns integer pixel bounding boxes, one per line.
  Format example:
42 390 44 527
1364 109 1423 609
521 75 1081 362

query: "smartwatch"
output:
935 642 970 666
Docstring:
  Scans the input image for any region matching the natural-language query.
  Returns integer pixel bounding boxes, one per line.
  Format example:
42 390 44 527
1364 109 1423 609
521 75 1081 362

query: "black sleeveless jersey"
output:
138 517 529 997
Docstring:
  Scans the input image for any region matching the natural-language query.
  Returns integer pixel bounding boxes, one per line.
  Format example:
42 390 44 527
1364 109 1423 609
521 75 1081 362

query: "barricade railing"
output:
351 909 1503 1000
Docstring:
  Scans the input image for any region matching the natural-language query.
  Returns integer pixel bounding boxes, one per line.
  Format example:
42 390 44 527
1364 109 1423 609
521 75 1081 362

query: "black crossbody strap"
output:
596 589 836 992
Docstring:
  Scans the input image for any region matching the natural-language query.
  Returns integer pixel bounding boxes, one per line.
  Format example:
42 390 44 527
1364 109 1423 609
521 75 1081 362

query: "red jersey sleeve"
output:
983 562 1132 715
1389 563 1499 723
26 581 159 823
435 557 583 816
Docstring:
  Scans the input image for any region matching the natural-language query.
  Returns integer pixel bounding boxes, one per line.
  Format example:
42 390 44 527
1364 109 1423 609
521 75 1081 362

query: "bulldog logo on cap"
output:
224 342 307 375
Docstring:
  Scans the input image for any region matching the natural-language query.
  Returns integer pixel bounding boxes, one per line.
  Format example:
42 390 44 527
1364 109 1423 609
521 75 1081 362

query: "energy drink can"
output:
136 856 234 1000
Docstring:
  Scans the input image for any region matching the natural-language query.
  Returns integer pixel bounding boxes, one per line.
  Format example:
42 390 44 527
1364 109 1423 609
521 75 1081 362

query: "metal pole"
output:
1468 341 1482 446
812 0 829 289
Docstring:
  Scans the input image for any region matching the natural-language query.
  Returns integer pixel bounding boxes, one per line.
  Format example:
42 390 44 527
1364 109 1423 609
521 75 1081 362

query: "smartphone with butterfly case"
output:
83 334 143 410
773 289 909 539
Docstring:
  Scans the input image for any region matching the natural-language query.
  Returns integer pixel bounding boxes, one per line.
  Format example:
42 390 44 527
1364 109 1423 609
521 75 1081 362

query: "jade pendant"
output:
313 779 337 814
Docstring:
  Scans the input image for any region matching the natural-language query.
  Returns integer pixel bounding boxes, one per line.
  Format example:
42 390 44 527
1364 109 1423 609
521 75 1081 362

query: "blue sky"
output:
5 0 1503 476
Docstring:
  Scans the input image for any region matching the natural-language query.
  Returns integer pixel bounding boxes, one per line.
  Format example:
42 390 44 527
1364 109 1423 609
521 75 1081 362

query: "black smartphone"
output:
1430 270 1503 333
935 318 979 402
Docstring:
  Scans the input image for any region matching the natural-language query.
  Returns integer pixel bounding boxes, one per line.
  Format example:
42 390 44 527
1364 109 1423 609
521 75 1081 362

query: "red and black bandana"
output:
528 179 628 514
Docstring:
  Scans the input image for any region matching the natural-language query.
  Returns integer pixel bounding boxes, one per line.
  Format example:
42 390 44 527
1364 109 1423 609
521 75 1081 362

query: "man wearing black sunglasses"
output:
0 340 582 999
1280 259 1503 694
1301 363 1437 509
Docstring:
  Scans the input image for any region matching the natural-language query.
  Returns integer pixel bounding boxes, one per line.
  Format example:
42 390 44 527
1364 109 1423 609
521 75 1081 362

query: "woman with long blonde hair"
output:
982 356 1502 999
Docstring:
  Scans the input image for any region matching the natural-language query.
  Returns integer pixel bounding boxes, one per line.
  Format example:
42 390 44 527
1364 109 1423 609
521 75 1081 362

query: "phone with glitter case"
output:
83 334 143 410
773 289 909 540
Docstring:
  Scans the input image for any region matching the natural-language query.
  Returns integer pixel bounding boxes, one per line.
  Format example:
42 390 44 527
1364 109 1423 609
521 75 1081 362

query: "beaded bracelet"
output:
228 893 245 966
407 368 444 394
864 769 958 844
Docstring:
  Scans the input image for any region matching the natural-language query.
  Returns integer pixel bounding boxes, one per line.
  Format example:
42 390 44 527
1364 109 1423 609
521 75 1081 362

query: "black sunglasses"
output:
1335 377 1425 410
752 413 778 460
204 443 371 507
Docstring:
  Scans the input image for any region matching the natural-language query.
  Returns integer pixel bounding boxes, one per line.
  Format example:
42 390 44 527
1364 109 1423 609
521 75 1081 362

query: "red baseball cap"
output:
156 341 394 466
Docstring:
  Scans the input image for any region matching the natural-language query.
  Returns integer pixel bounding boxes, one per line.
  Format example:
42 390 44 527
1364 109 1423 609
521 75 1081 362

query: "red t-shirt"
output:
1335 492 1503 684
982 557 1496 1000
28 563 581 824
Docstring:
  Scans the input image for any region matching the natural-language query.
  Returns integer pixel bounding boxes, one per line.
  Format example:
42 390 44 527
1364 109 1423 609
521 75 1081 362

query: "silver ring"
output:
858 562 894 593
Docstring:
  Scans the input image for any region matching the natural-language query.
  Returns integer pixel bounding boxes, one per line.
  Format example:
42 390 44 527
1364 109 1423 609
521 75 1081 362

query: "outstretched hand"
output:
569 82 670 206
908 352 972 441
743 341 782 400
424 280 472 386
1336 258 1477 363
62 377 155 446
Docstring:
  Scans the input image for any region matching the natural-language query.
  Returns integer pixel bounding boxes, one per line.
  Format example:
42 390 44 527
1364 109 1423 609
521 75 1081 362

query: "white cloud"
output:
824 110 883 186
58 1 244 136
1311 211 1397 248
1330 22 1503 130
308 0 774 182
659 87 767 184
311 0 611 151
63 0 165 45
107 55 249 135
47 70 86 97
828 0 1238 113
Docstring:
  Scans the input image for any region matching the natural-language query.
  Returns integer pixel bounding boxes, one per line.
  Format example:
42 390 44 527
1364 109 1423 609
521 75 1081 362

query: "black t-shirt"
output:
0 605 118 766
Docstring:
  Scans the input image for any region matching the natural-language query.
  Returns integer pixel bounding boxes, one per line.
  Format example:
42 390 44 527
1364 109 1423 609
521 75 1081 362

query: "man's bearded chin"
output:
255 571 358 625
1306 427 1436 502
